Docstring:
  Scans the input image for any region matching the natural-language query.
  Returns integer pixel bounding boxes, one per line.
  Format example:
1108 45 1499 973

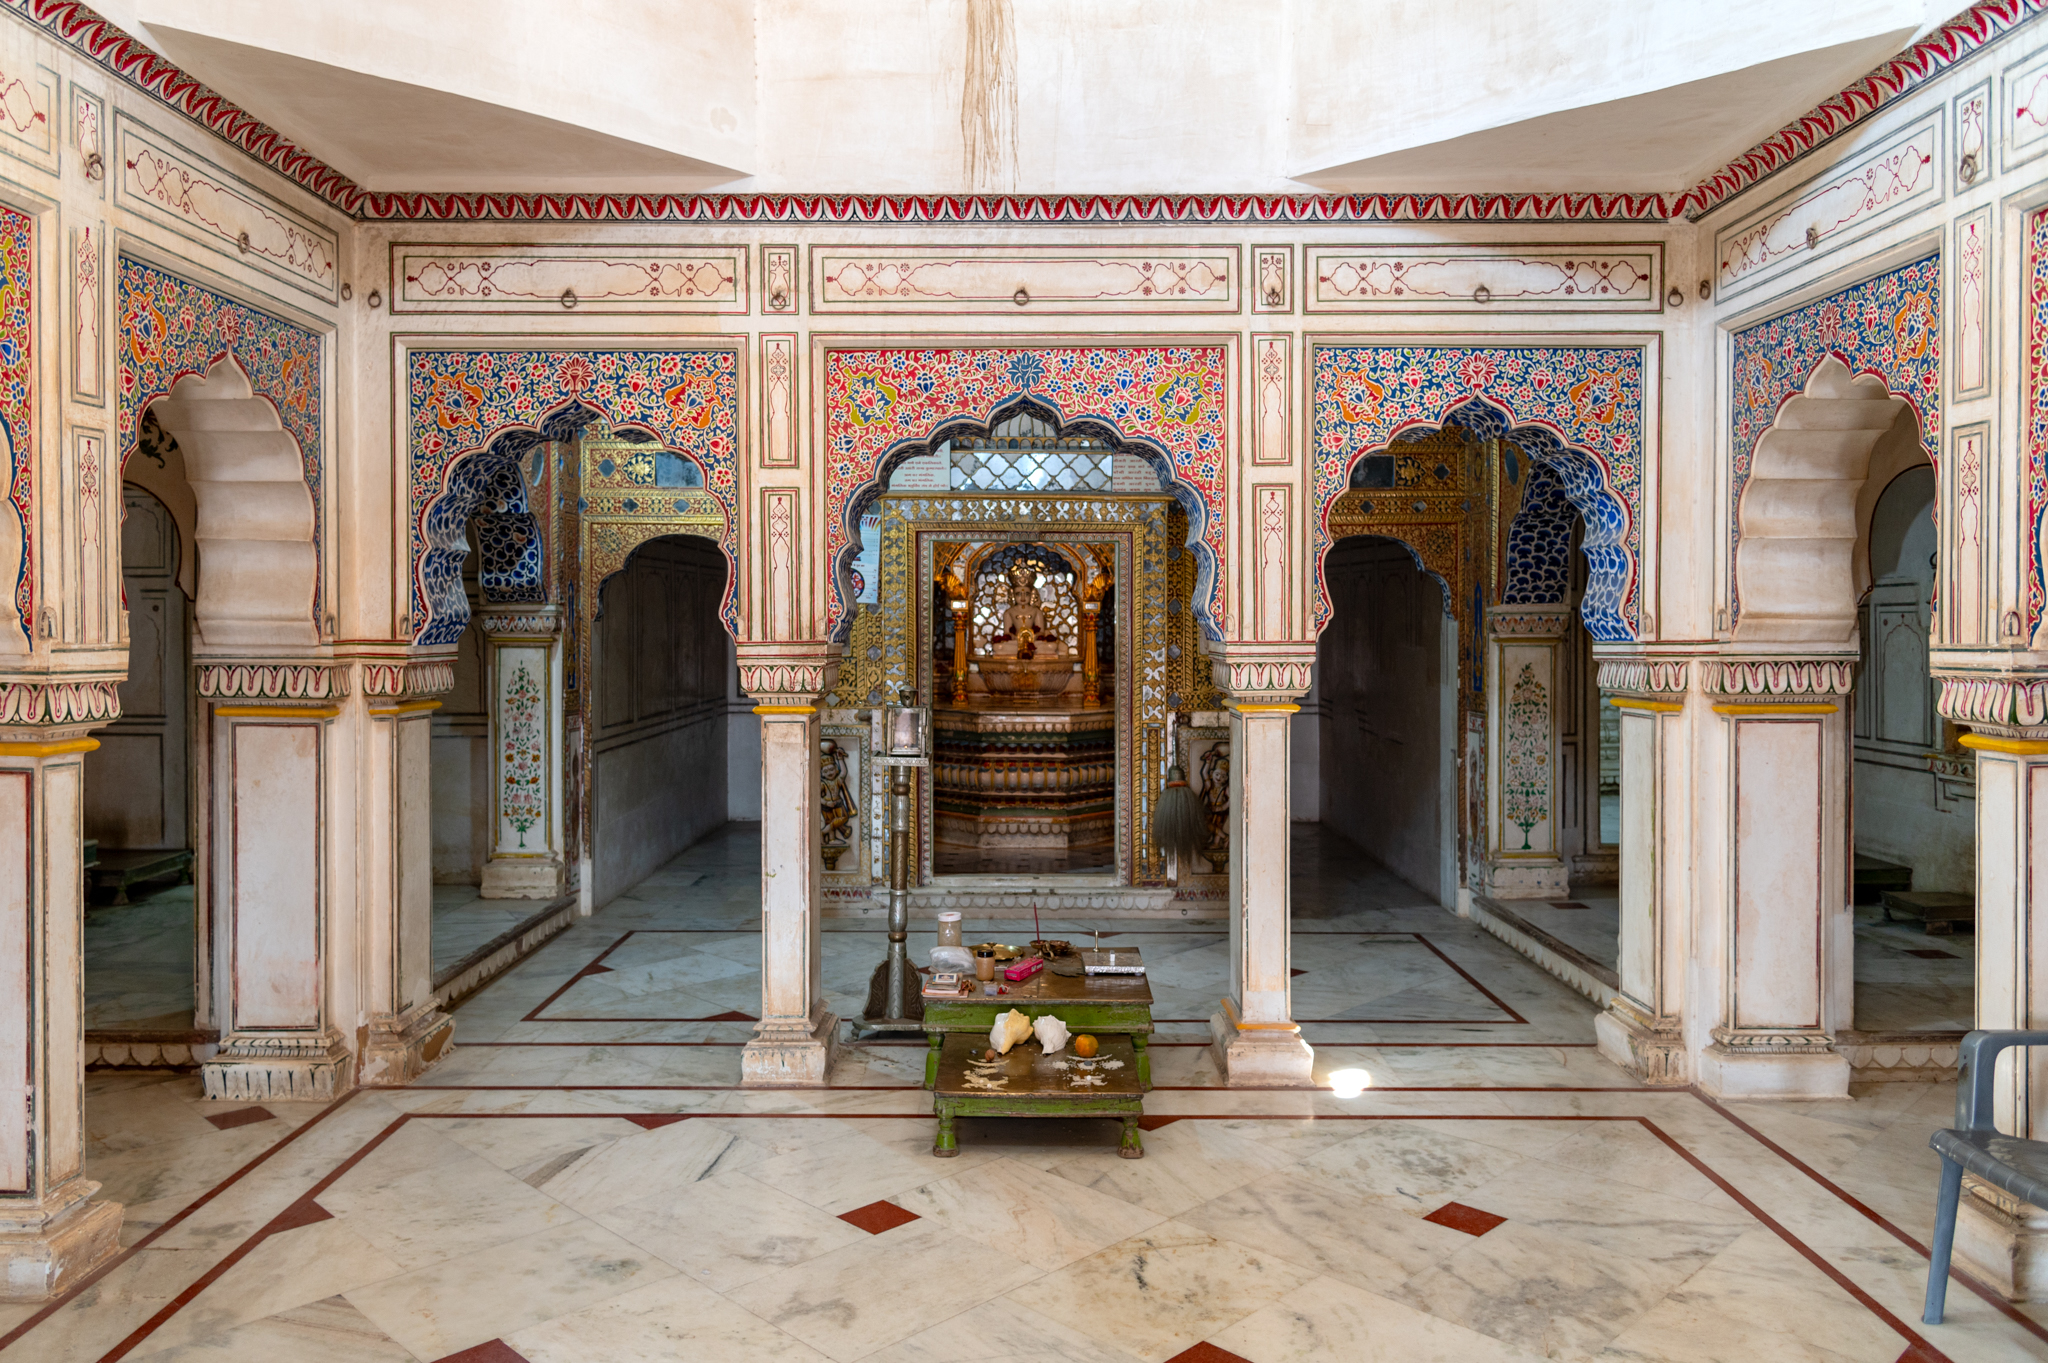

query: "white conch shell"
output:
990 1008 1033 1055
1032 1014 1070 1054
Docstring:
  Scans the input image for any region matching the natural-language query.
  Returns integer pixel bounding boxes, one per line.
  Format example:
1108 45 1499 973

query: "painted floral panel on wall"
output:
1310 344 1645 640
820 345 1227 640
1730 252 1940 622
2027 211 2048 636
499 656 546 849
0 206 30 640
408 348 738 641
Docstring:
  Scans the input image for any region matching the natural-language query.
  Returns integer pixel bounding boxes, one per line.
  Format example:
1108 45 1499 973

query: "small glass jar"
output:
974 947 998 981
936 911 963 949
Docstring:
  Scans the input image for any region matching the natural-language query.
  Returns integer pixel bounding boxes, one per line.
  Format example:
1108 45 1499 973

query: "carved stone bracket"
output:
1934 670 2048 733
195 662 348 700
1209 643 1316 704
360 658 458 699
1595 658 1689 695
477 608 563 637
1487 607 1571 639
1703 657 1855 698
737 642 840 704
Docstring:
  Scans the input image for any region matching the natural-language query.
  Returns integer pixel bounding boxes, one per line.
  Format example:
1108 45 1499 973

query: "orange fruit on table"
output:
1074 1034 1099 1058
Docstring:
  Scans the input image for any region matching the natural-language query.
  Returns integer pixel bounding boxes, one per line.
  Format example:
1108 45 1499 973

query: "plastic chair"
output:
1924 1029 2048 1323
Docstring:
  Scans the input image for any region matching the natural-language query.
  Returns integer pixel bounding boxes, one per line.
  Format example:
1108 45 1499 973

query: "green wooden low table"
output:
930 1032 1145 1158
921 958 1154 1089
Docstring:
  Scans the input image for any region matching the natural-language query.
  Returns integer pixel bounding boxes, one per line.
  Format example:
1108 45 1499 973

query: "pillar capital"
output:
0 674 122 744
1208 641 1315 705
736 641 841 707
1701 654 1855 701
476 605 564 638
1486 605 1571 640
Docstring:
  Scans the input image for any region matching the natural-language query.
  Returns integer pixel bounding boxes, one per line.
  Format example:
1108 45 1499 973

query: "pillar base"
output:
742 1012 840 1087
0 1184 122 1301
480 854 565 900
1953 1179 2048 1301
202 1030 355 1102
358 1002 455 1087
1483 858 1569 900
1209 1009 1314 1087
1695 1037 1848 1100
1595 1005 1688 1086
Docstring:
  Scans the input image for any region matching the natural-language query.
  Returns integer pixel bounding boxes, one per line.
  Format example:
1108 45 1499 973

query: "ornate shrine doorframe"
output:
816 338 1234 646
871 493 1173 886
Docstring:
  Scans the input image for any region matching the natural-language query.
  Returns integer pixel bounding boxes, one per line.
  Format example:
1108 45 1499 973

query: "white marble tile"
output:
745 1131 943 1214
1048 1116 1297 1217
133 1216 403 1357
130 1295 415 1363
507 1274 831 1362
1292 1120 1531 1213
862 1296 1148 1363
344 1216 677 1360
1393 1216 1708 1358
726 1219 1039 1361
591 1169 870 1290
896 1156 1167 1271
1179 1169 1472 1289
536 1116 764 1213
1212 1272 1544 1363
318 1143 581 1270
1021 1220 1318 1361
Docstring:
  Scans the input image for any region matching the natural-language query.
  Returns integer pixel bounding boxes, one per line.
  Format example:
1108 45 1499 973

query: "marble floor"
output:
1853 907 1975 1033
13 823 2043 1362
84 882 195 1031
431 886 566 980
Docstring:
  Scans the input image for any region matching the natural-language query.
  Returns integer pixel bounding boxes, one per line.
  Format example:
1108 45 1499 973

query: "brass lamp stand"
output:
858 688 930 1035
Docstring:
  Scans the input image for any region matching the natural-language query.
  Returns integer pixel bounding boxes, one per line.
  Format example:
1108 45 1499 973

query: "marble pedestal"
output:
1209 1007 1314 1086
1695 1040 1850 1100
1954 1181 2048 1301
0 1186 121 1301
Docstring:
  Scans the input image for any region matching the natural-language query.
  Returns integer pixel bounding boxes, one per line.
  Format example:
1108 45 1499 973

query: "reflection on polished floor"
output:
11 824 2042 1362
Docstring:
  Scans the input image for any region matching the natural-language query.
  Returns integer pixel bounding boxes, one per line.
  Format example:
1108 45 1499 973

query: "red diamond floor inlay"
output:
699 1010 756 1021
432 1340 532 1363
838 1200 920 1235
1290 968 1307 977
205 1106 275 1131
1138 1115 1184 1131
1549 901 1591 910
1904 949 1953 959
1424 1201 1507 1236
623 1114 690 1130
1163 1344 1255 1363
262 1196 333 1235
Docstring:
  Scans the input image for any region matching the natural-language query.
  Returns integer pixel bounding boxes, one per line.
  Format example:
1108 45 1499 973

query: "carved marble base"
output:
202 1030 355 1102
480 854 566 899
357 1003 455 1087
1594 1007 1688 1086
0 1185 122 1301
1954 1179 2048 1301
1695 1036 1848 1100
1208 1009 1314 1087
1483 857 1569 900
741 1012 840 1087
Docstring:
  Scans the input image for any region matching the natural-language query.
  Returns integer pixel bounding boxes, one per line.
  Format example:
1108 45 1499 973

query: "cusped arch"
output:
146 355 318 650
1734 357 1918 644
835 392 1217 644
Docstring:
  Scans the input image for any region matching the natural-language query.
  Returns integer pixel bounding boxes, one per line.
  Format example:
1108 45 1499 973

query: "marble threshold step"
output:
432 891 579 1009
1469 894 1620 1008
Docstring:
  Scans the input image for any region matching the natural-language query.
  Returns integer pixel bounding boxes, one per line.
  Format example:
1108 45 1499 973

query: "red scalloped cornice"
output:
6 0 2037 224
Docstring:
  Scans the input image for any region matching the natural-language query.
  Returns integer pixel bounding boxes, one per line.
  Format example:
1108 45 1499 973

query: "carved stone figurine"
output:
1199 741 1231 872
989 559 1056 654
819 739 856 869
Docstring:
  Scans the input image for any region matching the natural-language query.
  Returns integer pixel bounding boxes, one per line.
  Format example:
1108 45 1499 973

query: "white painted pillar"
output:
1693 658 1853 1100
477 608 566 899
739 649 838 1086
1592 655 1692 1084
1482 607 1570 899
1950 729 2048 1298
1208 651 1314 1087
356 657 459 1086
199 693 355 1101
0 733 122 1299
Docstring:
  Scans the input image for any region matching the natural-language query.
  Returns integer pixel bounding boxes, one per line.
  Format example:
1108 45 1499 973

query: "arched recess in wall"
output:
117 258 325 646
1308 343 1647 644
834 392 1211 643
817 345 1231 644
1733 357 1926 644
407 348 741 646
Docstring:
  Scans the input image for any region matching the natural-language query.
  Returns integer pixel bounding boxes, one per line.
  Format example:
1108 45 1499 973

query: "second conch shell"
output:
1032 1015 1070 1054
990 1008 1033 1055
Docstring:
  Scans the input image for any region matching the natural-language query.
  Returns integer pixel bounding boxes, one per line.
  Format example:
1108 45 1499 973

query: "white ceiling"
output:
99 0 1957 196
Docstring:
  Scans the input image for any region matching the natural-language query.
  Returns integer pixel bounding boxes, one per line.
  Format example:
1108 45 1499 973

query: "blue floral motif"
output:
1008 353 1047 390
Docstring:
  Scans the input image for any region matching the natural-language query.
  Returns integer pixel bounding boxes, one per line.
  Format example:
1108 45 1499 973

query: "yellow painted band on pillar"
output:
368 700 443 717
1608 697 1683 713
1219 996 1302 1033
215 705 344 719
1959 733 2048 755
0 737 99 757
753 704 817 715
1229 703 1301 714
1711 702 1839 715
